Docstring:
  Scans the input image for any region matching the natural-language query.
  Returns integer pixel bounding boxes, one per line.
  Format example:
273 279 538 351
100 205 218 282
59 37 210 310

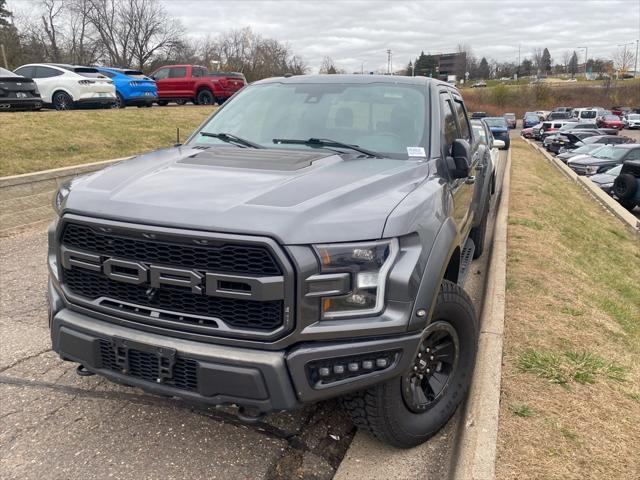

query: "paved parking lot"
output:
0 151 507 480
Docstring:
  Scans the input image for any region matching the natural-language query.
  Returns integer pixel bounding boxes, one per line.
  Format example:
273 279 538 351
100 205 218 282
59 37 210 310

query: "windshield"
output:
484 118 507 127
580 110 597 119
573 144 604 154
604 165 622 176
593 146 627 160
628 114 640 120
192 82 427 159
604 115 619 121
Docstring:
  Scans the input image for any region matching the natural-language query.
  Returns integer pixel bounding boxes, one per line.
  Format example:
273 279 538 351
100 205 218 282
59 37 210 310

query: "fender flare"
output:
49 87 74 105
407 218 460 332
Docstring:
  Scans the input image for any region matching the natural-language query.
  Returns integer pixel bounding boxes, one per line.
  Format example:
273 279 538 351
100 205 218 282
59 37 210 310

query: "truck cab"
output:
150 64 224 105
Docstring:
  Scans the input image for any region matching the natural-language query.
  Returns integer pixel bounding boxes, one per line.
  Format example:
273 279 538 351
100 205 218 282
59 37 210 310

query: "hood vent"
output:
179 147 333 171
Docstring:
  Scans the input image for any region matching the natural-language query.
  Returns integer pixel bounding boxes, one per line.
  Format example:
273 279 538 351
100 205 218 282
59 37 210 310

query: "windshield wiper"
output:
200 132 264 149
272 137 382 158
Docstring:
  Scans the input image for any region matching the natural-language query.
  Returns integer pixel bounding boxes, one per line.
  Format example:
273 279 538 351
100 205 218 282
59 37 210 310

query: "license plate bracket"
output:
111 337 177 383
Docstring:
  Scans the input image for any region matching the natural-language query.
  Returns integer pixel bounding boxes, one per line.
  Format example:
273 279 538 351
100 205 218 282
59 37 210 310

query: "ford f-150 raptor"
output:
48 75 497 448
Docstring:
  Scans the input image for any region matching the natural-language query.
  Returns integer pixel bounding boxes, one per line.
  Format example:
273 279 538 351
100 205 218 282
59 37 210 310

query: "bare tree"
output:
40 0 64 62
319 55 338 74
532 48 543 74
68 0 100 65
613 46 635 76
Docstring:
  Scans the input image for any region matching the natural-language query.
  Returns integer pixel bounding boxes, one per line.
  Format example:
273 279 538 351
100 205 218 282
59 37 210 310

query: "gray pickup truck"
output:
48 75 497 448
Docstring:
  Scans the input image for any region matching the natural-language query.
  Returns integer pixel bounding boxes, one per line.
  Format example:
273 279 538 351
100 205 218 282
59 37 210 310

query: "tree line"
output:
0 0 308 81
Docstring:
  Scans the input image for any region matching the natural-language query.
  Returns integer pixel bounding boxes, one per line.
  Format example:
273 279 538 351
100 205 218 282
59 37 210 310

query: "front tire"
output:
52 91 73 110
341 280 478 448
115 93 126 108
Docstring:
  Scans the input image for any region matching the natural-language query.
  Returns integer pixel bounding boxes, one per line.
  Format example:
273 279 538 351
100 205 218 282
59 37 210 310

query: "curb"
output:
452 147 511 480
523 139 639 236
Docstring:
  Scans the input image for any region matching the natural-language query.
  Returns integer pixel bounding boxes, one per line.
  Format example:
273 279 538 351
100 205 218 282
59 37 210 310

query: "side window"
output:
169 67 186 78
100 70 116 79
14 66 36 77
153 68 169 80
452 98 471 142
192 67 207 78
35 66 62 78
440 93 458 155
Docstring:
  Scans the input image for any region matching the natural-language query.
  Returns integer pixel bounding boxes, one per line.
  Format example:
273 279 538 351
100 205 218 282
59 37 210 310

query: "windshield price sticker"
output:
407 147 426 157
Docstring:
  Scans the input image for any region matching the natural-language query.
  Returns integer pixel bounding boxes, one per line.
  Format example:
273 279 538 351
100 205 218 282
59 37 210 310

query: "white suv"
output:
13 63 116 110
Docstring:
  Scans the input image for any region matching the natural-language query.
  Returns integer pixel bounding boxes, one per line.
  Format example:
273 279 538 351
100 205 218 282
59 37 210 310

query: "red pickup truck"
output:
150 65 245 106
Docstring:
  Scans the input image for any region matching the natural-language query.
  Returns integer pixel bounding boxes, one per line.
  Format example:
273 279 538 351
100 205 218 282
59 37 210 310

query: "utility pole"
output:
577 46 588 77
0 44 7 69
386 49 392 75
635 39 639 78
361 61 364 75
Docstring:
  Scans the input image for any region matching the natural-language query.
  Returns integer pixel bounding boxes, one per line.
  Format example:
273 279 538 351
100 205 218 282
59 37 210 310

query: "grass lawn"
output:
1 106 216 177
496 139 640 479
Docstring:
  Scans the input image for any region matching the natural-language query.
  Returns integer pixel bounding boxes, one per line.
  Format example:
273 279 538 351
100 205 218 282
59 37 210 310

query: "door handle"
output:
475 164 484 171
465 176 476 185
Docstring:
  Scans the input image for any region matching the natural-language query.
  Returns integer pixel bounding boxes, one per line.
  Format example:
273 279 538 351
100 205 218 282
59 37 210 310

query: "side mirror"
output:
493 139 505 149
447 139 472 179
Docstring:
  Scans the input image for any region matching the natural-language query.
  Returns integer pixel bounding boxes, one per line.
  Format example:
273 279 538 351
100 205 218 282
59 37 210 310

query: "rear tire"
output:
52 91 73 111
196 89 214 105
157 100 168 106
341 280 478 448
613 174 638 200
115 93 126 108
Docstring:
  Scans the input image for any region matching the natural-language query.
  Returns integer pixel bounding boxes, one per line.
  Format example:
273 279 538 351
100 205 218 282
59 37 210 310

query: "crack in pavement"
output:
0 348 53 374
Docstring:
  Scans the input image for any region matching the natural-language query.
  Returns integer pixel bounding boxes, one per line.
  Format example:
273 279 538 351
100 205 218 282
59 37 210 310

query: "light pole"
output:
577 46 588 77
635 39 639 78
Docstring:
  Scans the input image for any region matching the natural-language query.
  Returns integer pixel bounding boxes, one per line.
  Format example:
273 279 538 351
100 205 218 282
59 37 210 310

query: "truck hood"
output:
64 146 430 244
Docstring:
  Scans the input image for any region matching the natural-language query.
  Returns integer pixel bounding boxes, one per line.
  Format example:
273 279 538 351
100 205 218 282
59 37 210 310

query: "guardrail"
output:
0 158 129 236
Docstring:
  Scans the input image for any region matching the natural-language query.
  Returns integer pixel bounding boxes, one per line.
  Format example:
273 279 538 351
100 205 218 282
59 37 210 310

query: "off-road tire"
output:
619 198 638 211
469 193 490 259
52 91 73 110
340 280 478 448
613 174 637 200
196 90 214 105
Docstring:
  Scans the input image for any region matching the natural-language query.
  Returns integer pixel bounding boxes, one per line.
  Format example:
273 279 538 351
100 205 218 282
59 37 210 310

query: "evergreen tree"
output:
541 48 552 74
520 58 533 76
568 51 579 77
478 57 490 79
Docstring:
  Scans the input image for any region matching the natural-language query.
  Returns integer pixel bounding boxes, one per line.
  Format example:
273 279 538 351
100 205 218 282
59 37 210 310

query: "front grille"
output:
64 268 283 330
62 223 281 276
98 340 198 391
59 220 290 338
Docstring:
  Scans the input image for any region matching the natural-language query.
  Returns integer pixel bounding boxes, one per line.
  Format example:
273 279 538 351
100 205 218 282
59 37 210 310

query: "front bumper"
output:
50 299 421 413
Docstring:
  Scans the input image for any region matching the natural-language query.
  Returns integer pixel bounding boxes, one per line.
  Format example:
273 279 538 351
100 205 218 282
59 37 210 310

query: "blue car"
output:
483 117 510 150
95 67 157 108
523 114 540 128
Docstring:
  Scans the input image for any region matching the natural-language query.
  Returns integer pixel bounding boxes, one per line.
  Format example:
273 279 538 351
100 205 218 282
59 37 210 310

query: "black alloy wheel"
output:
52 91 73 110
402 321 459 413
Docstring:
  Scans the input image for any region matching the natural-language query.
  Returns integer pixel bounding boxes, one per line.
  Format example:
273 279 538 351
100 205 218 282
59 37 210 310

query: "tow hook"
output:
237 406 266 423
76 364 95 377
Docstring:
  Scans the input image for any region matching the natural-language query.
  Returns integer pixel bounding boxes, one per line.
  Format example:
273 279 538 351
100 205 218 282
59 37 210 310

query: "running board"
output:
458 238 475 287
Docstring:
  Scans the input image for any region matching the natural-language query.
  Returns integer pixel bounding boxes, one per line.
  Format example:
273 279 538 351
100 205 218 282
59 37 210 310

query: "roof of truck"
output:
256 74 454 88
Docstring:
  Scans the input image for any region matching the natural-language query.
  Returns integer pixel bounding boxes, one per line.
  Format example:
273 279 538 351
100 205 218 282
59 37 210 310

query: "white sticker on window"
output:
407 147 426 157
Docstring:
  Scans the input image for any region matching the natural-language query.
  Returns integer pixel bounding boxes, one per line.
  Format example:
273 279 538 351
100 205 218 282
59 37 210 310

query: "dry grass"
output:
496 139 640 480
462 79 640 117
0 106 215 176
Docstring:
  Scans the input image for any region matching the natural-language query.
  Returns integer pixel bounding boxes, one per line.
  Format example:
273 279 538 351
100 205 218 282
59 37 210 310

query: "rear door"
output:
168 66 187 97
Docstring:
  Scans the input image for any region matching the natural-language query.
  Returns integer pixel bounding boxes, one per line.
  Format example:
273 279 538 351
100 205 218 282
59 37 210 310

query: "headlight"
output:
585 165 600 175
52 180 73 214
313 239 399 319
601 182 614 188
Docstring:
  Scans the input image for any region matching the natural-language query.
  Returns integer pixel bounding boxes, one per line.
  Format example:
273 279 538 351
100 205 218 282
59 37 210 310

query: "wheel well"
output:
197 87 213 95
52 89 71 101
443 247 460 284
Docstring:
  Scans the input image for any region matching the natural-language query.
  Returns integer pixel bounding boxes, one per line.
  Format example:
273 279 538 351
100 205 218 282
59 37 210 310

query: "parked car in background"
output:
483 117 510 149
504 113 516 129
580 135 634 147
521 126 535 138
535 110 550 120
573 107 599 123
553 106 572 114
626 113 640 129
556 144 607 163
151 64 224 105
0 66 42 111
546 131 601 154
208 71 246 103
471 111 487 119
589 164 622 195
13 63 115 110
95 67 157 108
568 144 640 176
523 114 540 128
539 120 575 140
596 114 624 130
472 81 487 88
546 111 570 120
613 159 640 210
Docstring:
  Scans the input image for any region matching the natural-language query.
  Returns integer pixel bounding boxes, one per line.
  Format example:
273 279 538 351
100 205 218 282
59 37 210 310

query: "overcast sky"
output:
161 0 639 72
8 0 640 72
